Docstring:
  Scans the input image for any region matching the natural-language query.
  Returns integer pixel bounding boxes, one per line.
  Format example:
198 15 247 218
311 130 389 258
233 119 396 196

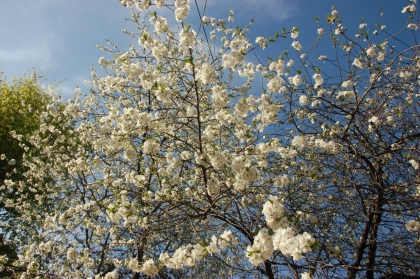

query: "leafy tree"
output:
0 73 48 187
0 74 77 277
6 1 419 279
0 73 51 276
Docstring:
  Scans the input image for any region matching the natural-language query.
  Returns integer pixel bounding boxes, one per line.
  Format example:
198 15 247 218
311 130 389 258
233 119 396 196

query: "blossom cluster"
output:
246 198 315 266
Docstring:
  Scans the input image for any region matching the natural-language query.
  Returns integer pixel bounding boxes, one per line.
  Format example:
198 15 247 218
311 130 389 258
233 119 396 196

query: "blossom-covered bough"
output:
2 0 419 278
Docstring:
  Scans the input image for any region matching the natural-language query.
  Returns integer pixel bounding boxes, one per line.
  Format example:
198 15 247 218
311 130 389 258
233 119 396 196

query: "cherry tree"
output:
268 5 420 277
3 0 419 278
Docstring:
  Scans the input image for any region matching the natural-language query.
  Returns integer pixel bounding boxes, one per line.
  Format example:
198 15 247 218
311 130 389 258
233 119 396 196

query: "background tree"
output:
5 1 419 279
0 73 47 188
0 73 77 277
0 73 51 276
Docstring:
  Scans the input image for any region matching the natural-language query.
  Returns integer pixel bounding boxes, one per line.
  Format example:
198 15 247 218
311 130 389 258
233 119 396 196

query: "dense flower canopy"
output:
1 0 419 278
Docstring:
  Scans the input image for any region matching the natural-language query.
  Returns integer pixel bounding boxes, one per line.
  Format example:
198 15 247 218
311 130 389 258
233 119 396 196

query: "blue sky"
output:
0 0 410 99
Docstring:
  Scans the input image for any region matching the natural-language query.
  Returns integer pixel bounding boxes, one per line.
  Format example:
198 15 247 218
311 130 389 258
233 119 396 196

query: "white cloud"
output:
204 0 299 22
0 48 46 63
0 0 300 98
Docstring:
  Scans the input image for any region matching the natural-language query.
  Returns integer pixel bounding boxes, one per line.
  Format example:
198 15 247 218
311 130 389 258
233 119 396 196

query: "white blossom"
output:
402 5 417 13
409 159 419 170
292 41 302 51
405 220 420 232
66 248 78 261
291 74 302 87
352 58 366 69
179 29 197 47
299 95 309 106
256 37 267 49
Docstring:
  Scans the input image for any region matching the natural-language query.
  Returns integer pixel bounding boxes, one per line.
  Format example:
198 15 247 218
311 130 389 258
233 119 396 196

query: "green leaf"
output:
151 82 158 90
185 57 194 64
326 14 335 23
311 240 320 250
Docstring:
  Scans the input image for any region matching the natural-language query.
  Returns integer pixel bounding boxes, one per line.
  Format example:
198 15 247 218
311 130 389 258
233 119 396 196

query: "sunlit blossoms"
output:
246 198 314 265
292 40 302 51
246 228 274 266
312 73 323 88
352 57 366 68
2 0 419 279
299 95 309 106
124 147 137 161
66 248 77 261
402 4 417 13
175 0 190 22
262 196 287 230
154 16 169 33
317 28 325 35
256 37 268 49
179 29 197 47
405 220 420 232
291 74 302 87
196 63 217 84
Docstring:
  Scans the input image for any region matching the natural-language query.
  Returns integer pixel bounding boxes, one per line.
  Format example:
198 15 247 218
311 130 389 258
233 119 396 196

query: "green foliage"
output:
0 73 49 180
0 73 51 277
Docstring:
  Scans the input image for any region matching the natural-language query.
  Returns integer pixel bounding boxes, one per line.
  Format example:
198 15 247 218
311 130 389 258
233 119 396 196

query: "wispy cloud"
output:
0 0 133 93
204 0 300 22
0 48 47 63
1 0 301 98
